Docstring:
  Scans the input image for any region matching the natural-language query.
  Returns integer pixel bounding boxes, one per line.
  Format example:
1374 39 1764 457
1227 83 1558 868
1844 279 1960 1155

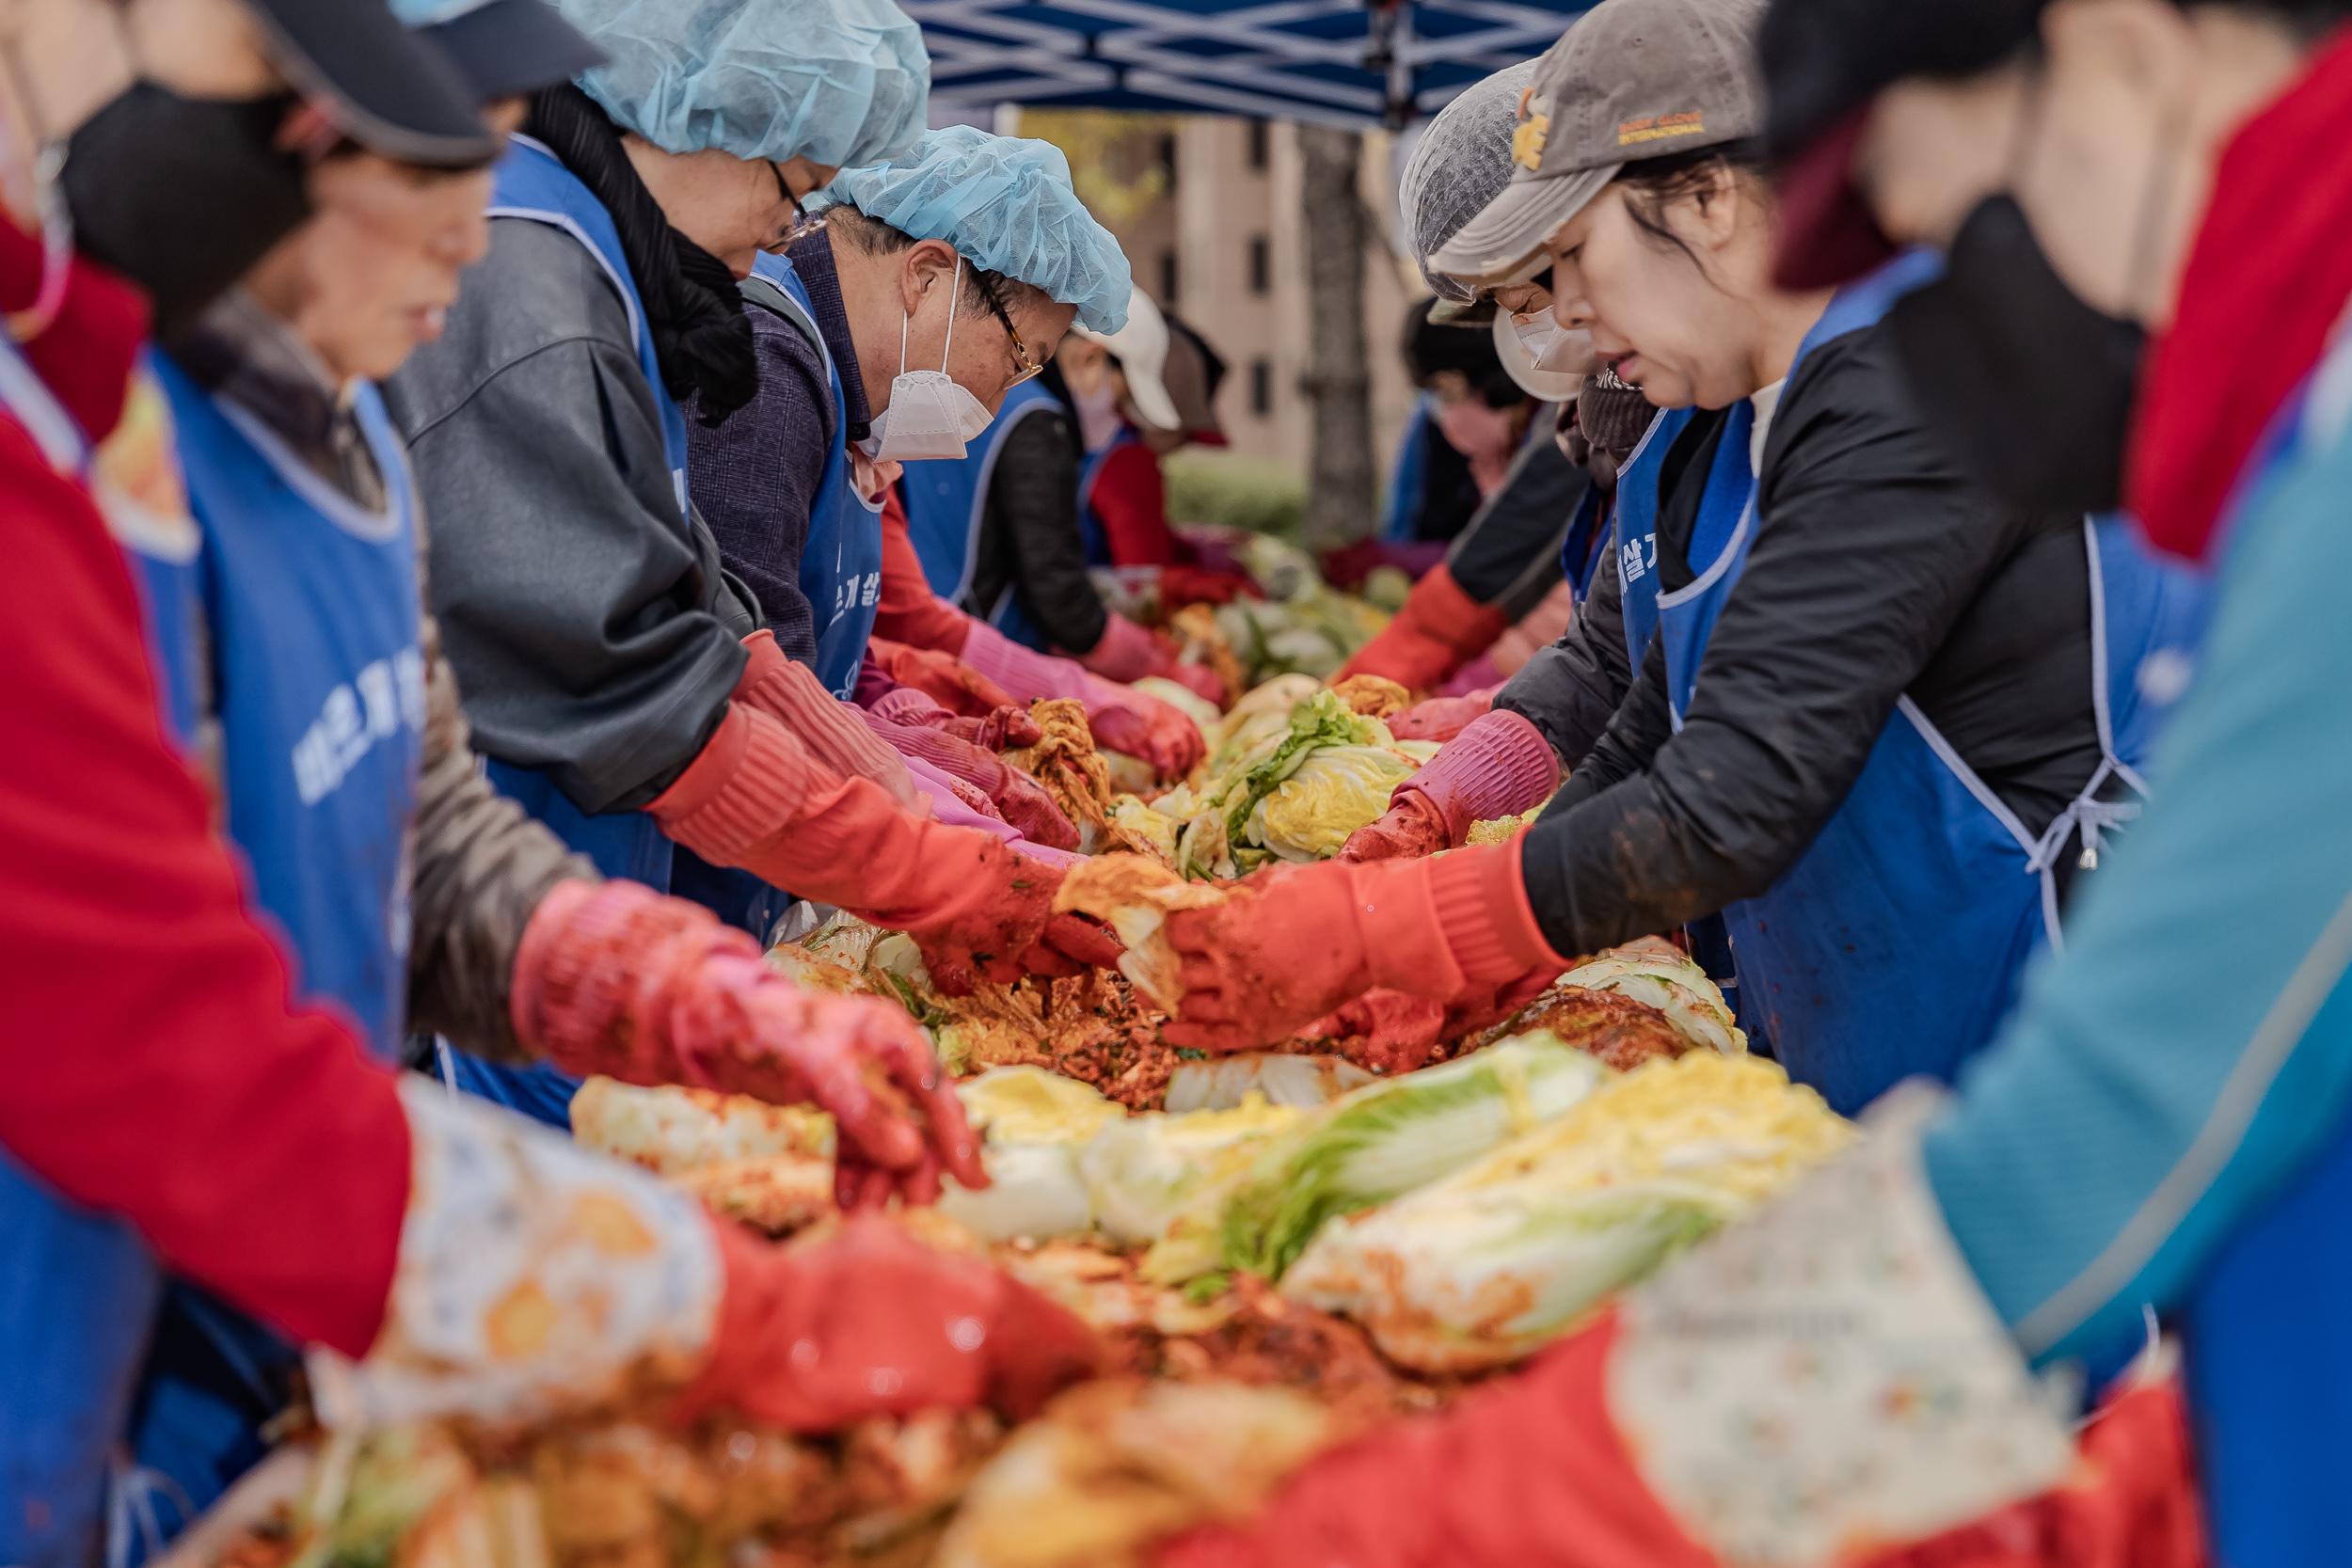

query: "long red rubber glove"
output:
1342 709 1560 862
644 701 1075 995
1335 564 1510 693
673 1214 1102 1432
512 879 985 1206
1161 838 1565 1054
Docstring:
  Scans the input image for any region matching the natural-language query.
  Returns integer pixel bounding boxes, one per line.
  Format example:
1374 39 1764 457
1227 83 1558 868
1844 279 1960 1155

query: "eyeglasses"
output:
769 161 826 250
974 271 1044 388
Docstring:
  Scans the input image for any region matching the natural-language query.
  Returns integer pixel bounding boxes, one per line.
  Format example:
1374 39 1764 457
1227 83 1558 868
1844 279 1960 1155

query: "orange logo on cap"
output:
1513 112 1549 170
1618 110 1705 146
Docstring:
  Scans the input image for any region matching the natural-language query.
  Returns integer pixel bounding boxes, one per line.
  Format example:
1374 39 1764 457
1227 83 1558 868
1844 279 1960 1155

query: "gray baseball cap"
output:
1429 0 1767 288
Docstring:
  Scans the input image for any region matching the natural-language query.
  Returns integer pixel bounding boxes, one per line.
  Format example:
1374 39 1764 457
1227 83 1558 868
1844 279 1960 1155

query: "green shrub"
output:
1164 451 1308 540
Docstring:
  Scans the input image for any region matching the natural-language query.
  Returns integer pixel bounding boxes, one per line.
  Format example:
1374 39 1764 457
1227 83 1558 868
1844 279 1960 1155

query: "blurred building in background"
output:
933 102 1431 537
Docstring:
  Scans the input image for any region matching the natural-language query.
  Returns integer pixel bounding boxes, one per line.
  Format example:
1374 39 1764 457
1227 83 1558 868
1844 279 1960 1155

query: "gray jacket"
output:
382 215 758 816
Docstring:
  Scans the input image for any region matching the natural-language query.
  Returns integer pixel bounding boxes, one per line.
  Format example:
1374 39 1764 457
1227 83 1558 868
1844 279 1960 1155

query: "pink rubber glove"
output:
871 686 1043 752
735 630 920 808
1074 610 1163 683
1076 612 1226 706
673 1216 1101 1432
512 879 986 1206
861 707 1082 850
1162 841 1565 1054
961 620 1205 781
1341 709 1559 862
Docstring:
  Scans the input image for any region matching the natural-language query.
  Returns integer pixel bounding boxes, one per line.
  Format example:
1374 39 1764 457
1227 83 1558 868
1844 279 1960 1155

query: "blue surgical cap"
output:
552 0 928 170
813 127 1134 335
387 0 486 22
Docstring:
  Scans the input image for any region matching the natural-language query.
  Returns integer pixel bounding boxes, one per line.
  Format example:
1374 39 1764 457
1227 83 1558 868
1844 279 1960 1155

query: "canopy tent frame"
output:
908 0 1597 130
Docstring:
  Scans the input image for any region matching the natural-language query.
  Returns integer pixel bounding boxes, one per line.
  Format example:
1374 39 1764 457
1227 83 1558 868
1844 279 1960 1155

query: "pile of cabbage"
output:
1119 682 1439 878
939 1038 1853 1372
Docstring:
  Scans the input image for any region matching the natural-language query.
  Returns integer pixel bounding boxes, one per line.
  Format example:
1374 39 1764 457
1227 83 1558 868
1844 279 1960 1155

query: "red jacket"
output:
0 222 405 1359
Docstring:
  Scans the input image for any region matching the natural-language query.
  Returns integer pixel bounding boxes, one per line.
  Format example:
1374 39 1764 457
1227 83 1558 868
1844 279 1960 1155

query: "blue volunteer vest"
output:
1603 404 1694 669
1074 424 1139 567
1654 249 2207 1114
746 251 882 700
475 134 687 895
109 355 432 1557
0 335 173 1568
439 135 706 1123
898 374 1066 650
153 356 424 1058
2173 348 2352 1568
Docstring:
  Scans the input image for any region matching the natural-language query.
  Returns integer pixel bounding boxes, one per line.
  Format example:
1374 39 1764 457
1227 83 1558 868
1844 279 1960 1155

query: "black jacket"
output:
962 408 1109 656
1515 320 2104 957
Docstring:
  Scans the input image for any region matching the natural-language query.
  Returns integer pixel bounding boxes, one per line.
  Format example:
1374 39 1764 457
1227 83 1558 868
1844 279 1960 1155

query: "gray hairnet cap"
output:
1399 61 1538 303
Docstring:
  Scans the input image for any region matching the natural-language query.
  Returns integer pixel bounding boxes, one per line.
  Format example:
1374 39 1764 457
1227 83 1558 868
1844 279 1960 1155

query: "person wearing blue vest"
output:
1754 0 2352 1558
383 0 1115 1123
1140 1 2352 1563
111 2 1004 1542
790 136 1210 785
1162 0 2208 1122
679 128 1192 839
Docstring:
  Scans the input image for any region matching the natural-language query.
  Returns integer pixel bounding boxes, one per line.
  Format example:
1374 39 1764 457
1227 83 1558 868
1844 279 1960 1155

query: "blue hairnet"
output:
387 0 488 23
813 127 1134 335
552 0 928 170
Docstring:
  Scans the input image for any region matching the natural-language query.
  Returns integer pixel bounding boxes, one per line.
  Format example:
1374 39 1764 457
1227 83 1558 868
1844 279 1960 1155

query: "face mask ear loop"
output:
898 295 911 379
940 256 962 373
0 40 72 342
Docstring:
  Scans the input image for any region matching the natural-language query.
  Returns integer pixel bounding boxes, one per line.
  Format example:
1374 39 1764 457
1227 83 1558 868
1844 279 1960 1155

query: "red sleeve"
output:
874 485 977 653
1089 441 1180 567
0 419 408 1358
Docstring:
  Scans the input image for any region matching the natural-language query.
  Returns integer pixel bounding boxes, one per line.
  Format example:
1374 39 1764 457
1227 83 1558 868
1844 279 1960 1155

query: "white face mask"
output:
1491 305 1592 403
862 256 997 462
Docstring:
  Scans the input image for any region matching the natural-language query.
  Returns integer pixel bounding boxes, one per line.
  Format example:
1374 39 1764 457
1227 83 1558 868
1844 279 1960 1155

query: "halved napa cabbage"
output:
1162 1035 1608 1285
1555 947 1747 1054
1076 1093 1303 1246
1246 744 1418 862
1281 1053 1853 1370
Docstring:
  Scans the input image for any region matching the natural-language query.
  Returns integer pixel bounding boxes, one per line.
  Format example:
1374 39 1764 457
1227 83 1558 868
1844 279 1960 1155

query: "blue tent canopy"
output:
906 0 1597 129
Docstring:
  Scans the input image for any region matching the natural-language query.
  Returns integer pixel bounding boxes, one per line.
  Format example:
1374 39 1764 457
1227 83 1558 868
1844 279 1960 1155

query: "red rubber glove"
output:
1161 840 1565 1053
672 1215 1101 1433
1157 563 1255 607
644 705 1069 995
961 620 1206 782
863 710 1082 851
1083 612 1227 707
1081 680 1207 782
868 636 1021 718
1341 710 1560 862
1155 1317 1713 1568
513 880 986 1205
1335 564 1510 693
1336 791 1449 863
1385 690 1496 743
